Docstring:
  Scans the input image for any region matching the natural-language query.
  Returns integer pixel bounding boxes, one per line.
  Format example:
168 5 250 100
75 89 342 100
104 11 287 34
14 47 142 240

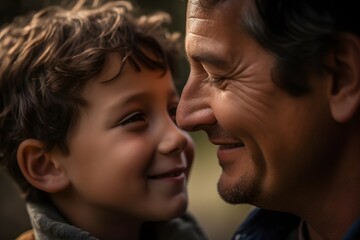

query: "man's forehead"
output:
188 0 249 19
187 0 225 16
189 0 221 9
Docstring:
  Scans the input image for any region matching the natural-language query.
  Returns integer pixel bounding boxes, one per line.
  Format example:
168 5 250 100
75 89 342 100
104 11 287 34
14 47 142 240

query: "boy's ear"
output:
17 139 70 193
327 33 360 122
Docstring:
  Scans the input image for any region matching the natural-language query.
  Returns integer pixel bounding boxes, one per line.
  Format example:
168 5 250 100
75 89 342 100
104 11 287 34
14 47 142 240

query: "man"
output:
176 0 360 239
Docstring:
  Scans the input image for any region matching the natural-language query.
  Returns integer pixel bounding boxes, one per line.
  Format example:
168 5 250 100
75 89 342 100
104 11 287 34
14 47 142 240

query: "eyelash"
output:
117 105 178 127
118 112 146 126
206 75 229 91
206 75 226 84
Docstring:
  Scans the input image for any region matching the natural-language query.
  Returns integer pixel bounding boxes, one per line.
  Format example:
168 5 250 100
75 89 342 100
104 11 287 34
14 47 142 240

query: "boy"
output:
0 1 207 239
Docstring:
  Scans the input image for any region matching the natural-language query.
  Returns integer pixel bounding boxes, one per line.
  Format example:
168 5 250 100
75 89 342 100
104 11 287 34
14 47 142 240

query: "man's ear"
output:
327 33 360 122
17 139 70 193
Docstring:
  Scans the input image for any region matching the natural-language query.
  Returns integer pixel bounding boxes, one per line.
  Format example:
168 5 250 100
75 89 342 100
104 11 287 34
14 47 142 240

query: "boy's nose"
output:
158 120 188 156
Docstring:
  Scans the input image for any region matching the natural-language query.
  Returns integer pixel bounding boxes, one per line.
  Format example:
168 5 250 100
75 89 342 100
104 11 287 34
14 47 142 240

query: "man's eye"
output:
206 75 225 83
206 75 228 90
118 112 146 126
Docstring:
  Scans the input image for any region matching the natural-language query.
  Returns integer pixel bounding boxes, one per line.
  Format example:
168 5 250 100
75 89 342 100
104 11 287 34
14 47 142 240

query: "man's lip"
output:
148 167 186 179
216 143 245 166
218 143 245 149
209 138 245 148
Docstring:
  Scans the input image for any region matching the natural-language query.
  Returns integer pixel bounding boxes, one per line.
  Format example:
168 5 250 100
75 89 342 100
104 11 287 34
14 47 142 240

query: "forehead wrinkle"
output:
186 17 220 48
186 19 229 69
187 17 217 32
188 0 224 11
188 0 250 28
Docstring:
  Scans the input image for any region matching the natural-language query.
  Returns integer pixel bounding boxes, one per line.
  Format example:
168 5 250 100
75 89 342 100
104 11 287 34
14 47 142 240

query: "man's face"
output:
52 53 193 222
178 0 338 210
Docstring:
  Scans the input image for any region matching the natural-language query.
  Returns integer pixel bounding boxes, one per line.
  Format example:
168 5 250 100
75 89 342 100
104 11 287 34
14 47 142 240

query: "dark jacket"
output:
16 201 208 240
231 208 360 240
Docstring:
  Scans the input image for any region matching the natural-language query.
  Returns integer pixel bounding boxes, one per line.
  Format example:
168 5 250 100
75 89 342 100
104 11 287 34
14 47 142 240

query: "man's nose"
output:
176 77 216 132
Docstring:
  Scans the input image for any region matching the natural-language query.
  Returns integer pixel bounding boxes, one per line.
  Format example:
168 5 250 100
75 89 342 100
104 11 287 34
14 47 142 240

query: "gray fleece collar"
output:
26 202 98 240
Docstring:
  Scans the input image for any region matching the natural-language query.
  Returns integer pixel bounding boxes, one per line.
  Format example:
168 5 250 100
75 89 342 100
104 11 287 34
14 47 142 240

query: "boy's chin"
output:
148 199 188 222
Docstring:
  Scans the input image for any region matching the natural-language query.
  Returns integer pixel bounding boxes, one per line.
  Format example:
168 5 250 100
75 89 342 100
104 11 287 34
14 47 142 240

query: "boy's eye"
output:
118 112 146 126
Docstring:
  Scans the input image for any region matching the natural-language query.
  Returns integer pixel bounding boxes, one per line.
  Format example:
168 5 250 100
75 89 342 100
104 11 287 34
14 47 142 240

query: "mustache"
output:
202 125 237 141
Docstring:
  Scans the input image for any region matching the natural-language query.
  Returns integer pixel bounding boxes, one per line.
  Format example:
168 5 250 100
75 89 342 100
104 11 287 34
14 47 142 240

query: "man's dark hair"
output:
243 0 359 95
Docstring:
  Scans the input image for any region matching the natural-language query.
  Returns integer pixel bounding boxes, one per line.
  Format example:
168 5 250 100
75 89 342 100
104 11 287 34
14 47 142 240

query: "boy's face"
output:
52 53 192 222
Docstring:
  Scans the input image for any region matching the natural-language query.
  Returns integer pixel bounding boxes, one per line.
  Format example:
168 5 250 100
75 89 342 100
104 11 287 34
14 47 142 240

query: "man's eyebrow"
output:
187 52 228 68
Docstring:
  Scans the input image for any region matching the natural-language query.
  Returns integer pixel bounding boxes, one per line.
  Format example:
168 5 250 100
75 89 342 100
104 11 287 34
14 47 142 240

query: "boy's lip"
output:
147 167 186 179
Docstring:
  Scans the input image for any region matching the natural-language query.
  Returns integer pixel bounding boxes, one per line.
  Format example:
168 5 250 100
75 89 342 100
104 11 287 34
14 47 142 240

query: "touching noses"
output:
176 76 216 132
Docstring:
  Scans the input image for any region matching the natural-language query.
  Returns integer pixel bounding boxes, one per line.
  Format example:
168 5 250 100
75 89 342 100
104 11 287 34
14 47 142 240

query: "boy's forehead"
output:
95 52 124 84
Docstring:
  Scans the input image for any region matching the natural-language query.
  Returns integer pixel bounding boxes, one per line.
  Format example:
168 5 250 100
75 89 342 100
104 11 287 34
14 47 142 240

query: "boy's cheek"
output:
184 135 195 181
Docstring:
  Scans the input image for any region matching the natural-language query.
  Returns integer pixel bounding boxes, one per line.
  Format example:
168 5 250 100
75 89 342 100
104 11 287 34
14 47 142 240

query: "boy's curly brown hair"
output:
0 0 182 202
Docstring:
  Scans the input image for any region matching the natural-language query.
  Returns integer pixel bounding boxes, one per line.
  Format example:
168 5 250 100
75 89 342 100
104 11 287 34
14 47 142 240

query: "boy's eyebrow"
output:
106 89 179 113
107 92 149 112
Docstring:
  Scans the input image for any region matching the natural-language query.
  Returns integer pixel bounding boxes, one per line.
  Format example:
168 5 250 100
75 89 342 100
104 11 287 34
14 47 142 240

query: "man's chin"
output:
217 177 259 205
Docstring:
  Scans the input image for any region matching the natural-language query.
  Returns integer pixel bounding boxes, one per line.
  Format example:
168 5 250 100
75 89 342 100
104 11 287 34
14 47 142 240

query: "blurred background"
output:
0 0 253 239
